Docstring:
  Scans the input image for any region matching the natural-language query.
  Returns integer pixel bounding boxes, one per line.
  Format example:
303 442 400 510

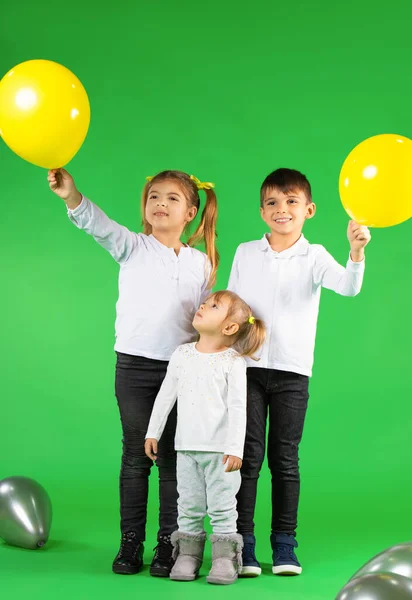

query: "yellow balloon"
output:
0 60 90 169
339 134 412 227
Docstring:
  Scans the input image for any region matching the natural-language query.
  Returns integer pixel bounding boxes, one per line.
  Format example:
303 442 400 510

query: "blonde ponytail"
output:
187 187 219 289
236 316 266 359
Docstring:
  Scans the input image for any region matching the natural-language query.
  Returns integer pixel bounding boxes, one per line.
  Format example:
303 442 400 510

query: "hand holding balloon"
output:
347 220 371 262
48 169 82 210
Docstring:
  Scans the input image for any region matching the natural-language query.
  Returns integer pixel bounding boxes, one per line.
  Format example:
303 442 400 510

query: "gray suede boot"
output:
169 531 206 581
206 533 243 585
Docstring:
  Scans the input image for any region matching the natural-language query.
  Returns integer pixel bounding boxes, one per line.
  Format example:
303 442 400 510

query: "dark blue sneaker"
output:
240 534 262 577
271 533 302 575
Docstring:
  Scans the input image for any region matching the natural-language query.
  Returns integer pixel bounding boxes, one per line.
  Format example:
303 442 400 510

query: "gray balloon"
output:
0 477 52 549
351 543 412 580
336 573 412 600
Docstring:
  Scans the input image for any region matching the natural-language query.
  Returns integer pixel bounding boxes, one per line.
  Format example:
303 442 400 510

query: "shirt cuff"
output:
67 195 88 216
346 253 365 270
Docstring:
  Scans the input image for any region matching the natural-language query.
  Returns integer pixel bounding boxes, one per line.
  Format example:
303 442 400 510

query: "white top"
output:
228 234 365 376
146 343 247 459
68 197 211 360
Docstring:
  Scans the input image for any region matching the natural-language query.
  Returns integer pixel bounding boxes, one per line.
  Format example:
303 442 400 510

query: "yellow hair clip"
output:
190 175 215 190
146 174 214 190
248 316 256 325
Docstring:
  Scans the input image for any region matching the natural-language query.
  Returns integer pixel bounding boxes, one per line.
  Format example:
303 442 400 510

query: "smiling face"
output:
145 180 198 234
260 187 316 237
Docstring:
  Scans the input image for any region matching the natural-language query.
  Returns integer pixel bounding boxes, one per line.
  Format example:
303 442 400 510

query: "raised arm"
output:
48 169 139 263
313 222 370 296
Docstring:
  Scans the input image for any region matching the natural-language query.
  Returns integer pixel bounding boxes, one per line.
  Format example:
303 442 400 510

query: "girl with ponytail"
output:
48 167 219 577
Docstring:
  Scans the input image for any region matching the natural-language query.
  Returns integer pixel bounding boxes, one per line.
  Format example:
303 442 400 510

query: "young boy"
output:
227 168 371 577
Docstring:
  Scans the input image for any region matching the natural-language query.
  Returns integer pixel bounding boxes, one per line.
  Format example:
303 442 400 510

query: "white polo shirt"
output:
146 343 247 459
227 234 365 376
68 197 210 361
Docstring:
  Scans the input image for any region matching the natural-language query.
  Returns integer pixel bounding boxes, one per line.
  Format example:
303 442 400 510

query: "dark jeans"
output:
237 367 309 538
115 352 178 541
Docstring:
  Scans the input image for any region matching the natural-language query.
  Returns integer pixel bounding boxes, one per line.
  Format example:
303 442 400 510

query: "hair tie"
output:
190 175 215 190
248 316 255 325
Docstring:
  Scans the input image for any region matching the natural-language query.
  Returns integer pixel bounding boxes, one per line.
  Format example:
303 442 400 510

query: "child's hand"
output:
145 438 158 461
347 220 371 262
223 455 242 472
48 168 82 209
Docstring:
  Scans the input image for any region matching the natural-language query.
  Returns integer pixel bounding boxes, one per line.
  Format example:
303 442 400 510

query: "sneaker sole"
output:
272 565 302 575
239 566 262 577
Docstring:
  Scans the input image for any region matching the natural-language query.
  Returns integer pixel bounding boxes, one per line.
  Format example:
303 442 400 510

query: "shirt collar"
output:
149 234 189 257
259 233 309 258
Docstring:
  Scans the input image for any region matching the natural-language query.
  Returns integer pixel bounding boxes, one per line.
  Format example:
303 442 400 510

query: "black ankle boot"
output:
150 534 174 577
112 532 144 575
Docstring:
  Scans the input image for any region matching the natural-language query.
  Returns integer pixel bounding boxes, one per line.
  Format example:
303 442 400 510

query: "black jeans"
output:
115 352 178 541
237 368 309 538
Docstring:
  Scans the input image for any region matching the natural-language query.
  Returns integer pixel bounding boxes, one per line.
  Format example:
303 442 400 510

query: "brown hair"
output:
260 168 312 206
141 170 219 288
209 290 266 359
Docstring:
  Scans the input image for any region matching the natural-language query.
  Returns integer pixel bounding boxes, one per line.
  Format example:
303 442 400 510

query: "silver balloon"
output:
336 573 412 600
0 476 52 549
351 542 412 580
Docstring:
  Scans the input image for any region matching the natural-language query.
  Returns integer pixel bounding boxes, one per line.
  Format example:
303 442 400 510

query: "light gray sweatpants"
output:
176 451 241 535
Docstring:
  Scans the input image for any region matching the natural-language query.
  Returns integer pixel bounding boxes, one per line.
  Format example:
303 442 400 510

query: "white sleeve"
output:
313 246 365 297
145 351 180 441
224 357 247 459
68 196 140 264
227 246 241 293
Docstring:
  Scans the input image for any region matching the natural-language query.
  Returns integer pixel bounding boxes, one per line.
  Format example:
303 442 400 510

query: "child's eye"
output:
268 201 275 206
212 303 218 309
288 199 297 204
149 194 157 200
169 196 179 202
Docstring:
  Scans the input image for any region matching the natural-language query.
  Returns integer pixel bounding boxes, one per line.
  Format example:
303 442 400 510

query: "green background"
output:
1 1 412 598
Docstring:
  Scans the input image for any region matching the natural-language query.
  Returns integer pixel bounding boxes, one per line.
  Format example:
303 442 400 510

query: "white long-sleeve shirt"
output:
68 197 211 360
228 234 365 376
146 343 247 459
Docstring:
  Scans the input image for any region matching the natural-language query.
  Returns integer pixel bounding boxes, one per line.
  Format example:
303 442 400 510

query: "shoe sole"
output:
170 572 199 581
272 565 302 575
150 568 171 578
239 566 262 577
206 576 237 585
112 565 142 575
